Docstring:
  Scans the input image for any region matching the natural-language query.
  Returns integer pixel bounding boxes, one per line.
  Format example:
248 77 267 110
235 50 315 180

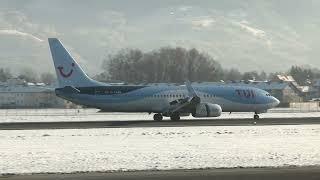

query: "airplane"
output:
48 38 280 121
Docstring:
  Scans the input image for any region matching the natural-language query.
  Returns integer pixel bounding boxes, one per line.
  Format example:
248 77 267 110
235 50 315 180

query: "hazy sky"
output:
1 0 320 75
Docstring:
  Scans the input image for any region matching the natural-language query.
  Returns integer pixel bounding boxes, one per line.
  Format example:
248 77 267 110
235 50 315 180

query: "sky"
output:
1 0 320 76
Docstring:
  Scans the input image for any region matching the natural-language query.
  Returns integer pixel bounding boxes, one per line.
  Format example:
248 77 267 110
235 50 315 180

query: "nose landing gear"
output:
254 113 260 120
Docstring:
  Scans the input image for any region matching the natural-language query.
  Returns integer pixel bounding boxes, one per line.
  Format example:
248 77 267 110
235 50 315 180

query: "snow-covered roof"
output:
276 75 296 82
298 86 311 93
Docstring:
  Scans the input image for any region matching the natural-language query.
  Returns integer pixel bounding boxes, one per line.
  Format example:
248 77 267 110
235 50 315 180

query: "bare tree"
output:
0 68 12 82
40 72 55 85
101 47 223 83
223 68 242 81
18 68 39 83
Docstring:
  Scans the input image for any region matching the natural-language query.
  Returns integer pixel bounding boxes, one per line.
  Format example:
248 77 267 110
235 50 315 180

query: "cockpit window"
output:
266 94 271 96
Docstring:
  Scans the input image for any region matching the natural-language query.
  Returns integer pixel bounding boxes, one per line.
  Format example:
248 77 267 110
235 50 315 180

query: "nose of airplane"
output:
273 97 280 107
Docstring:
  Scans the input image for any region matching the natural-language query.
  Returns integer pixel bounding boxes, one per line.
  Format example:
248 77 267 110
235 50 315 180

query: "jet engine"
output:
192 103 222 117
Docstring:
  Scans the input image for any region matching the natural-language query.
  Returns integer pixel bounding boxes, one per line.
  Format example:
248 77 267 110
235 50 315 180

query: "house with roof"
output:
0 79 67 108
276 75 320 101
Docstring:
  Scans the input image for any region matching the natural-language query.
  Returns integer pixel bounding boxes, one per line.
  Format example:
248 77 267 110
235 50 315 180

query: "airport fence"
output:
270 102 320 113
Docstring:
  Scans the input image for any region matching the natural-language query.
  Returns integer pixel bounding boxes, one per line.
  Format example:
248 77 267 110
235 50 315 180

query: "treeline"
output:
97 47 223 83
96 46 320 85
2 46 320 86
0 68 12 82
289 66 320 85
0 68 55 85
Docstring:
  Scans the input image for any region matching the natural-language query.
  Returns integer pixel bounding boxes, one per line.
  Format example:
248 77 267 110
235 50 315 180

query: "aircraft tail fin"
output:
48 38 102 88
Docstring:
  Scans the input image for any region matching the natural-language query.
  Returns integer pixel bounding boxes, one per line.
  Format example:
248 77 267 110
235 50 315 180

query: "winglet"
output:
185 80 201 104
186 80 197 97
165 81 200 115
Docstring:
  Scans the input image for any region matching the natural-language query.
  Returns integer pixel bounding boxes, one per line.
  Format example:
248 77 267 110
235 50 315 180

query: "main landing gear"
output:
170 113 180 121
153 113 163 121
254 113 260 120
153 113 181 121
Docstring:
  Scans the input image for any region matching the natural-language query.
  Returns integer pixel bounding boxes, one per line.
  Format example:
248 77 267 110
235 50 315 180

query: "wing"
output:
164 81 201 116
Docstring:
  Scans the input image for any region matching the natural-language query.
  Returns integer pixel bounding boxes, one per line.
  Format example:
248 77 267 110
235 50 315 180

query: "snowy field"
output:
1 108 320 123
1 125 320 174
1 109 320 174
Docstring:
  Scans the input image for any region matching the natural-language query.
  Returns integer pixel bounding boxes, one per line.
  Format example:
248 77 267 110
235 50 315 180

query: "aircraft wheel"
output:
153 114 163 121
254 114 259 120
170 114 180 121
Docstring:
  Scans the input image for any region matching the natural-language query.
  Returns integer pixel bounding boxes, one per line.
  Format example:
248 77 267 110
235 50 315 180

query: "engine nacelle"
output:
192 103 222 117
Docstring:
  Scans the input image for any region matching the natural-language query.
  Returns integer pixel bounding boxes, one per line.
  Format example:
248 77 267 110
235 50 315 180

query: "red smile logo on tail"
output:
57 63 75 78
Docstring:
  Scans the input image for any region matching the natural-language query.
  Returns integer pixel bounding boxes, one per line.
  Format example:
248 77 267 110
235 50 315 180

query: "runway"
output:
1 117 320 130
2 167 320 180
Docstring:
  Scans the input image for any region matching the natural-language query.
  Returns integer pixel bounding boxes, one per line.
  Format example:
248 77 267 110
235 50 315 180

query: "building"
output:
275 75 319 101
312 79 320 98
0 78 66 108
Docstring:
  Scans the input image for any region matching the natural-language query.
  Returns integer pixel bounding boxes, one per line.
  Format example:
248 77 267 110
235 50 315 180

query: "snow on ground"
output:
1 125 320 174
1 108 320 123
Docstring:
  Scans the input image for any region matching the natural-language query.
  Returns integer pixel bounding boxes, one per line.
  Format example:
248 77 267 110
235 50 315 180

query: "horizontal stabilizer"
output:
61 86 80 94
